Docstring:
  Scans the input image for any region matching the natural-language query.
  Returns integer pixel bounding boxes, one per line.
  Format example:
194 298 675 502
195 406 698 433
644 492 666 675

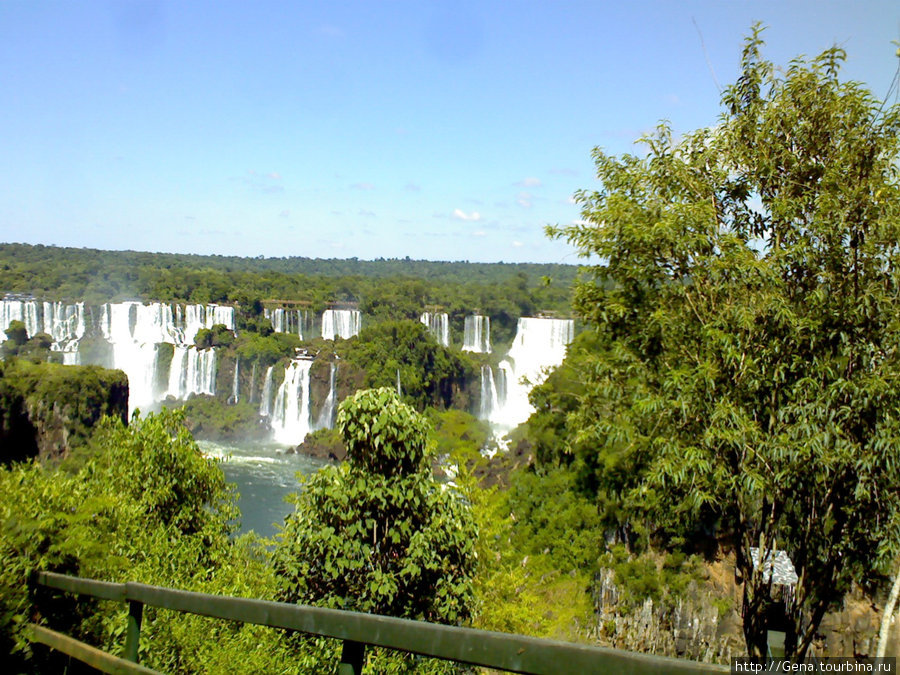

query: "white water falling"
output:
396 368 402 396
420 312 449 347
259 366 275 418
182 304 235 344
463 315 491 353
484 317 574 434
249 362 258 403
265 308 287 333
43 301 86 358
165 346 217 400
101 302 163 415
321 309 361 340
97 301 233 413
0 299 25 335
264 308 311 339
0 298 86 359
479 364 503 420
271 359 314 445
231 358 240 404
315 362 337 429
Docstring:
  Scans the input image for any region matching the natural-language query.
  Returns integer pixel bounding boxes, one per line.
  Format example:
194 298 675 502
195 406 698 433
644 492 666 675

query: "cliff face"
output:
592 554 888 662
0 360 128 463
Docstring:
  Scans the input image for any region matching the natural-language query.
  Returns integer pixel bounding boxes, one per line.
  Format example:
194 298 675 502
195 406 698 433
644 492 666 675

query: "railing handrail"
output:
33 571 729 674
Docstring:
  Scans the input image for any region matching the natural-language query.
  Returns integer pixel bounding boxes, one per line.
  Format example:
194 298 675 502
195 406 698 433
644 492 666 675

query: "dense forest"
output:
0 242 576 308
3 31 900 672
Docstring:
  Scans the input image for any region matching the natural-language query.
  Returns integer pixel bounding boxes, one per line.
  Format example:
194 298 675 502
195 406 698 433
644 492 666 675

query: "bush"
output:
273 388 477 625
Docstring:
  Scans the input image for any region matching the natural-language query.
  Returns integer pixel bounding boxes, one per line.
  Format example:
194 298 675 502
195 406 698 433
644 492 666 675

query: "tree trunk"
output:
742 581 769 658
877 563 900 658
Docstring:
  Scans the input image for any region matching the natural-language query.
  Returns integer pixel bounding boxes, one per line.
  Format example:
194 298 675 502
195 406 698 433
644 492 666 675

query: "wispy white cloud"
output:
516 192 532 208
452 208 481 221
240 170 284 194
516 177 542 188
405 182 421 192
358 209 376 217
279 210 290 218
351 182 375 190
512 240 524 248
473 230 486 237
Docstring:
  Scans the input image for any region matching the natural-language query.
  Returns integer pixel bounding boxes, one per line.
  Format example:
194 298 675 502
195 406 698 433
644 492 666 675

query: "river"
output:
198 439 330 538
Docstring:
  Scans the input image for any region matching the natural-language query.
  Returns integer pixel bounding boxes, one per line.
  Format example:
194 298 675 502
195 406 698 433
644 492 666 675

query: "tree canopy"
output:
548 27 900 657
273 388 477 626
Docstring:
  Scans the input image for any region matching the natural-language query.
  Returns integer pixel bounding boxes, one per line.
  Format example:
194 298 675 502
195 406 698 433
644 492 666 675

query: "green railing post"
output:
339 639 365 675
125 599 143 663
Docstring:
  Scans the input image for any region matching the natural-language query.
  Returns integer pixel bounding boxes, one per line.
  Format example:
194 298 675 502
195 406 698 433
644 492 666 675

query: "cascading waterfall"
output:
101 302 164 415
396 368 402 396
249 362 258 403
264 308 312 339
463 315 491 353
482 317 573 434
166 346 217 400
0 298 86 363
321 309 360 341
259 366 275 418
479 364 504 420
420 312 449 347
182 304 235 344
315 362 337 429
271 359 314 445
231 358 240 404
96 301 229 413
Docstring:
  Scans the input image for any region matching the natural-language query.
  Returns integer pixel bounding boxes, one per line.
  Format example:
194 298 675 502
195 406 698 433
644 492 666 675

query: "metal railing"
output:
29 571 728 674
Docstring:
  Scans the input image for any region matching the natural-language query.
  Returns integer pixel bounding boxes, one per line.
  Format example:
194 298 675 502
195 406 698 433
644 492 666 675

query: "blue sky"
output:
1 1 897 264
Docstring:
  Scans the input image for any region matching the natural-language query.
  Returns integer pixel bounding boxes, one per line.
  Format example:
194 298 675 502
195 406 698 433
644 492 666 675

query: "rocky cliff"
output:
0 359 128 463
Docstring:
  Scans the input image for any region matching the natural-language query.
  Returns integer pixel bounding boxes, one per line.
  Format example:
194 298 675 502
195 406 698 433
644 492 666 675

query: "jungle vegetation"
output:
2 27 900 669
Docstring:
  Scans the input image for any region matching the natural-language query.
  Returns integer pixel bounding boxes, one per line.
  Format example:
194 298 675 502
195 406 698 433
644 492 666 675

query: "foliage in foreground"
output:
0 410 294 674
274 388 477 624
548 27 900 657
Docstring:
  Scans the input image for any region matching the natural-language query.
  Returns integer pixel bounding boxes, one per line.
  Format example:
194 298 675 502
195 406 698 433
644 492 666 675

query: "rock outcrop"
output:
0 359 128 463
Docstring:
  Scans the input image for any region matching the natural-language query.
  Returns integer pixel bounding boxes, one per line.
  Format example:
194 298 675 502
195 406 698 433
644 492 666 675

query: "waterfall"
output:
264 308 311 339
271 359 314 445
165 346 217 400
249 362 258 404
322 309 361 340
463 315 491 353
264 308 286 333
396 368 402 396
231 358 240 404
95 301 232 413
0 298 86 359
181 304 235 344
420 312 449 347
315 362 337 429
259 366 275 418
479 364 503 420
101 302 163 415
484 317 573 433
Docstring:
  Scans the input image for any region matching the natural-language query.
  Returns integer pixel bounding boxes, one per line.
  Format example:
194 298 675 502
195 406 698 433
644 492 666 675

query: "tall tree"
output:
273 387 476 625
548 27 900 657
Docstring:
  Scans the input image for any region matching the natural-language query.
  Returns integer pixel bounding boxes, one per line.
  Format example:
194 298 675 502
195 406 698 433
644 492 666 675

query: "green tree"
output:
273 388 477 626
548 28 900 657
0 410 287 673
